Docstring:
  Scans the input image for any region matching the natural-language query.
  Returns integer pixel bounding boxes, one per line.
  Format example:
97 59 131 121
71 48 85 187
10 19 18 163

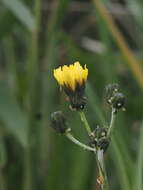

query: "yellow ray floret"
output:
53 62 88 91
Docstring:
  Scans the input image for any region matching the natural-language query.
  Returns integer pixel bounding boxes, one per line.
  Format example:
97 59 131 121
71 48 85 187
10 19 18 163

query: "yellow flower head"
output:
53 62 88 110
53 61 88 91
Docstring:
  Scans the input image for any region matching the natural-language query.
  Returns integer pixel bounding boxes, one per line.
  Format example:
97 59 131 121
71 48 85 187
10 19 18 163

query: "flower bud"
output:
105 83 119 105
50 111 69 134
112 92 125 109
97 138 109 153
105 83 125 110
89 127 109 152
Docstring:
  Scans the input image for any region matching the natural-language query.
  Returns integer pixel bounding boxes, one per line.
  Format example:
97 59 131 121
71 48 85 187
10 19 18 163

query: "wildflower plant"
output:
51 62 125 190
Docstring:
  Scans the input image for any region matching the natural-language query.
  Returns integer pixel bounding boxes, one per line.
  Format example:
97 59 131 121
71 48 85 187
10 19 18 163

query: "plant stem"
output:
107 108 116 138
24 0 41 189
78 112 109 188
79 111 92 136
65 132 96 152
96 149 109 190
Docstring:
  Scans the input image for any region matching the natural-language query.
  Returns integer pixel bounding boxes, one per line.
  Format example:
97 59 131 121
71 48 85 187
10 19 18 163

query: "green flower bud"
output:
97 138 109 153
105 83 119 105
105 83 125 110
50 111 69 134
89 127 109 153
112 92 125 109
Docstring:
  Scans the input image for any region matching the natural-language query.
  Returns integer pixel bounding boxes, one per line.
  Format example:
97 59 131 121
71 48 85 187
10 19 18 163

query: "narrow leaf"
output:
1 0 35 31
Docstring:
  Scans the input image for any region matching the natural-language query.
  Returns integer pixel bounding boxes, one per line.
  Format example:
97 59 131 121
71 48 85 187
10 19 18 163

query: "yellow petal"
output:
53 61 88 91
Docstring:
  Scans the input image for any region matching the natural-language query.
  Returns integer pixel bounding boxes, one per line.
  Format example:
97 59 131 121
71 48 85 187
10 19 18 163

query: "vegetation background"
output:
0 0 143 190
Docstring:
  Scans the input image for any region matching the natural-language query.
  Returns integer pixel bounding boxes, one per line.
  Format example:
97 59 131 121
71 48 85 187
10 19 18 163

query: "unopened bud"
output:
105 83 125 110
105 83 119 104
50 111 69 134
97 138 109 153
112 92 125 109
89 127 109 152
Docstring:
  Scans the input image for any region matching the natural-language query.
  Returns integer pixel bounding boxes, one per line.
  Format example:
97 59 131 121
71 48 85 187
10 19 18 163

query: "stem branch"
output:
107 108 116 138
79 111 92 136
65 132 96 152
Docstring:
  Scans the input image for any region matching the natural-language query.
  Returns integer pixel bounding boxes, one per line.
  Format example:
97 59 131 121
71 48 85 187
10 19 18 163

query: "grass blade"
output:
92 0 143 89
134 122 143 190
1 0 35 31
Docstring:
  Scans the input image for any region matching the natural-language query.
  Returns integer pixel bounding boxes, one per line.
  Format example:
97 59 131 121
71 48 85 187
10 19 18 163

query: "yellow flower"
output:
54 61 88 91
53 62 88 110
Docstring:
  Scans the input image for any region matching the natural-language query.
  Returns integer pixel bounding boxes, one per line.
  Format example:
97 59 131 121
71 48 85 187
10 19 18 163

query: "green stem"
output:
79 111 92 136
96 150 109 190
65 132 96 152
24 0 41 189
23 148 32 190
79 111 109 189
107 108 116 138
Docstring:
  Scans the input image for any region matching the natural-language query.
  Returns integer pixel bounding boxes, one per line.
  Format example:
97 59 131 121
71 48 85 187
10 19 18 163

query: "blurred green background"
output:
0 0 143 189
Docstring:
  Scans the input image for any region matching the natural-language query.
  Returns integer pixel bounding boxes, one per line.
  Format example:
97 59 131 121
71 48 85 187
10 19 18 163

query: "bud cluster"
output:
90 127 109 153
50 83 125 155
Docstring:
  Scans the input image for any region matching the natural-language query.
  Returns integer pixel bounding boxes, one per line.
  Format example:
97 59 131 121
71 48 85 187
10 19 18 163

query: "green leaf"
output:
111 136 131 190
1 0 35 31
0 80 28 147
134 122 143 190
0 136 7 168
0 10 16 39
